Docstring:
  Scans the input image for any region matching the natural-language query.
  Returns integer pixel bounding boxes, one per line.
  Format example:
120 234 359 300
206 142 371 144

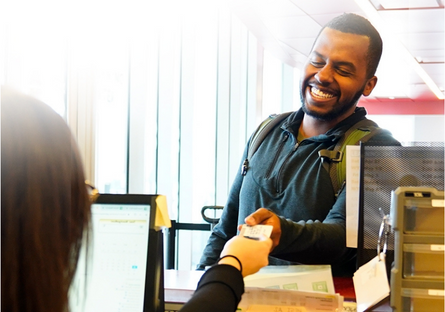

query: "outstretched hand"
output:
244 208 282 250
219 235 272 277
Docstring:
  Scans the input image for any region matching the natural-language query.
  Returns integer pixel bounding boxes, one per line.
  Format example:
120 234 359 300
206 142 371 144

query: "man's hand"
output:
244 208 281 250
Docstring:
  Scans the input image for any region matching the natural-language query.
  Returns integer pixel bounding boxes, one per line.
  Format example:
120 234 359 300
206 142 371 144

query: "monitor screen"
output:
70 194 164 312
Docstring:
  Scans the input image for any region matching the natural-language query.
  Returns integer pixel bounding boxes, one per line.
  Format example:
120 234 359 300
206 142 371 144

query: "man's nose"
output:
314 65 334 85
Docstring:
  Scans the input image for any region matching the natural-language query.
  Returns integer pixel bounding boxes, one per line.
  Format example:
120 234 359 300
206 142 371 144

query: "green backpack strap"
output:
318 119 384 196
241 114 383 197
241 112 292 176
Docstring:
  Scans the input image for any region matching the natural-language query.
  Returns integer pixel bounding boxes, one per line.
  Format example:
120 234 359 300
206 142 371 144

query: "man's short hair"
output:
319 13 383 79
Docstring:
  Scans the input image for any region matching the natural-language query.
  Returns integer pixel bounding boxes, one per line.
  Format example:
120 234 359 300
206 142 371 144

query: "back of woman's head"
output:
1 86 91 312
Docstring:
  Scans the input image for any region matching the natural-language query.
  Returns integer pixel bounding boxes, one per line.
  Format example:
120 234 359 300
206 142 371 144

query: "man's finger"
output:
245 208 273 225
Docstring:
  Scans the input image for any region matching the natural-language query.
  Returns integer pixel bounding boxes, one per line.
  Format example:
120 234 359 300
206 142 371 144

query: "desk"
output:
165 269 202 308
164 270 392 312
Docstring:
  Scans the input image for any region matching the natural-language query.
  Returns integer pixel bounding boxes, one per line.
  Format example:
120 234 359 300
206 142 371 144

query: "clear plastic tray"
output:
401 288 444 312
404 200 444 234
403 244 444 279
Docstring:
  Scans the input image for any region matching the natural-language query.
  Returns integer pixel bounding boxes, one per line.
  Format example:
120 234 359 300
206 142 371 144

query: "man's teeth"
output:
311 87 334 99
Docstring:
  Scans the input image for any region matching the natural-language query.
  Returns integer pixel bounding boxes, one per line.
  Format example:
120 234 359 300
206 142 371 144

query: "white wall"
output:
368 115 444 144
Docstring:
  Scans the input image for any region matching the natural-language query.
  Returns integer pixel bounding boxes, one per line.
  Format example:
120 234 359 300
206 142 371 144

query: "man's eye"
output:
311 61 324 67
336 68 352 76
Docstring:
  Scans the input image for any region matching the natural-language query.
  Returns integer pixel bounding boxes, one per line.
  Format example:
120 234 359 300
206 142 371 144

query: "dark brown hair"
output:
1 86 91 312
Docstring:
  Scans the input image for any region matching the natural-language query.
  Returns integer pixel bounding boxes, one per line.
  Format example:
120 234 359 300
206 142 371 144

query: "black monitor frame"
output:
93 193 165 312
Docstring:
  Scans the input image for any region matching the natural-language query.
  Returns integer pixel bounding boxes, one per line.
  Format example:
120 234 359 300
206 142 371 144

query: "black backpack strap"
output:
241 111 292 176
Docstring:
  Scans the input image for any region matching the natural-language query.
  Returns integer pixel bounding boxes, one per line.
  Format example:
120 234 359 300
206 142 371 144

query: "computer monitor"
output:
70 194 165 312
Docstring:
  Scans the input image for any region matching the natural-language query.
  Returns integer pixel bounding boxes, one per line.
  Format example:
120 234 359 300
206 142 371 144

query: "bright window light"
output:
354 0 444 100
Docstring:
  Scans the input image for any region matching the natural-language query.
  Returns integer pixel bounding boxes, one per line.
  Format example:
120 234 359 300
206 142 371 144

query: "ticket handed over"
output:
240 224 273 240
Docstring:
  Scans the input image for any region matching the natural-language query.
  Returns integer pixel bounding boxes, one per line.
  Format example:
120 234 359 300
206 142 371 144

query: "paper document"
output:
239 288 343 312
164 269 344 312
240 265 342 312
246 304 307 312
346 145 361 248
244 265 335 294
353 254 390 312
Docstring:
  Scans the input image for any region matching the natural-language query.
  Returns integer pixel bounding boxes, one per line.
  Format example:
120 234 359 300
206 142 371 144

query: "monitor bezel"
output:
92 193 165 312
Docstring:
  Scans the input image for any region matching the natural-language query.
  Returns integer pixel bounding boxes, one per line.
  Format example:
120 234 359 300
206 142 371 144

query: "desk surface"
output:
165 270 203 290
164 270 392 312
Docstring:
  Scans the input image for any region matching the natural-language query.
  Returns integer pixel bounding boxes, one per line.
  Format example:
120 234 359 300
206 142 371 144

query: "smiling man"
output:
198 13 400 277
300 18 380 135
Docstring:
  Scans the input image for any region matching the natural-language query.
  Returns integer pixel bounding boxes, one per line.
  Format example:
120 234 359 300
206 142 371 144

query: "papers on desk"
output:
246 305 307 312
165 266 345 312
244 265 335 293
239 288 343 311
239 265 343 312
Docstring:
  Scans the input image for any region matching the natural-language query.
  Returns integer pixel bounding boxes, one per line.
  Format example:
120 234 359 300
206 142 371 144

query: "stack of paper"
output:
240 265 344 312
165 266 345 312
244 265 335 293
239 288 343 311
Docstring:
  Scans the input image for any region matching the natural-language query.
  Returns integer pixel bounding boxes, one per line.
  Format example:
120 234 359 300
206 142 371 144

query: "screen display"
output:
70 201 151 312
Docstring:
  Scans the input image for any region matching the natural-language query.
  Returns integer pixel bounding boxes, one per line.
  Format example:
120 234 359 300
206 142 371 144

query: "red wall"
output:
361 100 444 115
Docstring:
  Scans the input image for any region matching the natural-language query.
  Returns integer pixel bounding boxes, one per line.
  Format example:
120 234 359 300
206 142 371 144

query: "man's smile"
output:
310 86 336 100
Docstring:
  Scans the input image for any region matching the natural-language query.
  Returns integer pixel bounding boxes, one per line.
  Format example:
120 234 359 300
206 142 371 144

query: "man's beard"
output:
300 84 364 121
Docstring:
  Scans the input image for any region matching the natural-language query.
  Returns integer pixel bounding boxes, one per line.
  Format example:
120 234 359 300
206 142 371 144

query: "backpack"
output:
240 112 384 196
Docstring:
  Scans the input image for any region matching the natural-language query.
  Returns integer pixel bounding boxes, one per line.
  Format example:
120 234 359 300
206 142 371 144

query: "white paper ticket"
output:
240 224 273 240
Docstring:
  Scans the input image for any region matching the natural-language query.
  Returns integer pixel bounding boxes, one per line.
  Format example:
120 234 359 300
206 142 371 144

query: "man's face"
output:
300 27 377 121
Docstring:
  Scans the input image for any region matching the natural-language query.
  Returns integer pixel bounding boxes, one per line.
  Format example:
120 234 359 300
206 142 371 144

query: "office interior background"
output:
2 0 444 270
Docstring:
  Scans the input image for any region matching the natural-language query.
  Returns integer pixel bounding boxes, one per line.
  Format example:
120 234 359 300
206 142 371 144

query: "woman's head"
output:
1 86 91 312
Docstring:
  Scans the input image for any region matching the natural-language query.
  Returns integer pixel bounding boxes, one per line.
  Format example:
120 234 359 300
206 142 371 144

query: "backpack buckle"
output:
241 159 249 176
318 149 343 162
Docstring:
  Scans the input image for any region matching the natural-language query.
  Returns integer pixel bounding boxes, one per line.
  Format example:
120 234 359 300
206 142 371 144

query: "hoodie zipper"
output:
275 140 301 193
264 133 290 179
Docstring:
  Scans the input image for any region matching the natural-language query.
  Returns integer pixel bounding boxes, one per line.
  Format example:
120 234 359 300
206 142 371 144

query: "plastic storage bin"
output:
390 187 445 312
404 199 444 235
403 244 444 280
401 288 444 312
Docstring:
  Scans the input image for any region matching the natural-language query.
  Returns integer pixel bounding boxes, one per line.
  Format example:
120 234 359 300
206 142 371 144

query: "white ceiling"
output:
230 0 445 103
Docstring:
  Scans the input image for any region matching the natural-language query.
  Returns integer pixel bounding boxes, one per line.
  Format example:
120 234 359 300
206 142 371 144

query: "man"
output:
198 13 400 276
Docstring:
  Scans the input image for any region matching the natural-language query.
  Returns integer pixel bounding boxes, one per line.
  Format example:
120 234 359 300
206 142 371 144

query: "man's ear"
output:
362 76 378 96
